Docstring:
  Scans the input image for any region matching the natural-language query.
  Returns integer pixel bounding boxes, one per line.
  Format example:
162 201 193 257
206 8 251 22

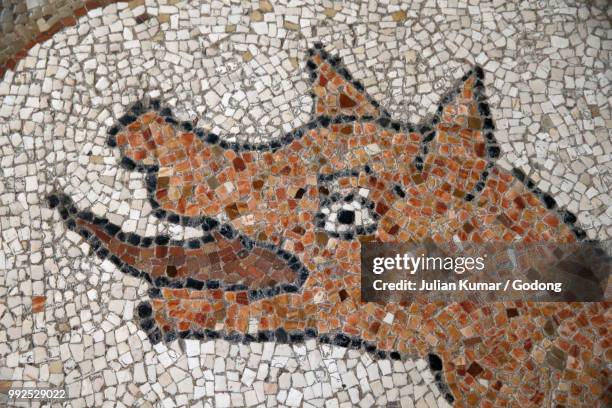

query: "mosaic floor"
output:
0 0 611 407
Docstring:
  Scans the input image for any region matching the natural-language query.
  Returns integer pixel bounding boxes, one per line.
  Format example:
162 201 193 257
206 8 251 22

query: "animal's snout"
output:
106 100 154 149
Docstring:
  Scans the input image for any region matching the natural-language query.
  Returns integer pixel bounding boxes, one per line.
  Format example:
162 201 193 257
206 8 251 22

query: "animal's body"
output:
49 45 607 407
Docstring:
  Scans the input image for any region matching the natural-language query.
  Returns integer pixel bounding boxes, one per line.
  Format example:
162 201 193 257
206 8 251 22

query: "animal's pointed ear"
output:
433 66 500 160
305 43 387 119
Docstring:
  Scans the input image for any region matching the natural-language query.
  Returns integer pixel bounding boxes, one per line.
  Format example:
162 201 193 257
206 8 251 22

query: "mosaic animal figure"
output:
49 44 607 407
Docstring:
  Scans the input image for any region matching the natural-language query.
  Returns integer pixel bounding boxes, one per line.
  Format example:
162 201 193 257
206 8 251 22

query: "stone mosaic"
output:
0 0 610 407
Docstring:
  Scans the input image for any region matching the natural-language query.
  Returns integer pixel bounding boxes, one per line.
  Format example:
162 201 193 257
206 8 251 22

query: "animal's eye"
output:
316 187 378 240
